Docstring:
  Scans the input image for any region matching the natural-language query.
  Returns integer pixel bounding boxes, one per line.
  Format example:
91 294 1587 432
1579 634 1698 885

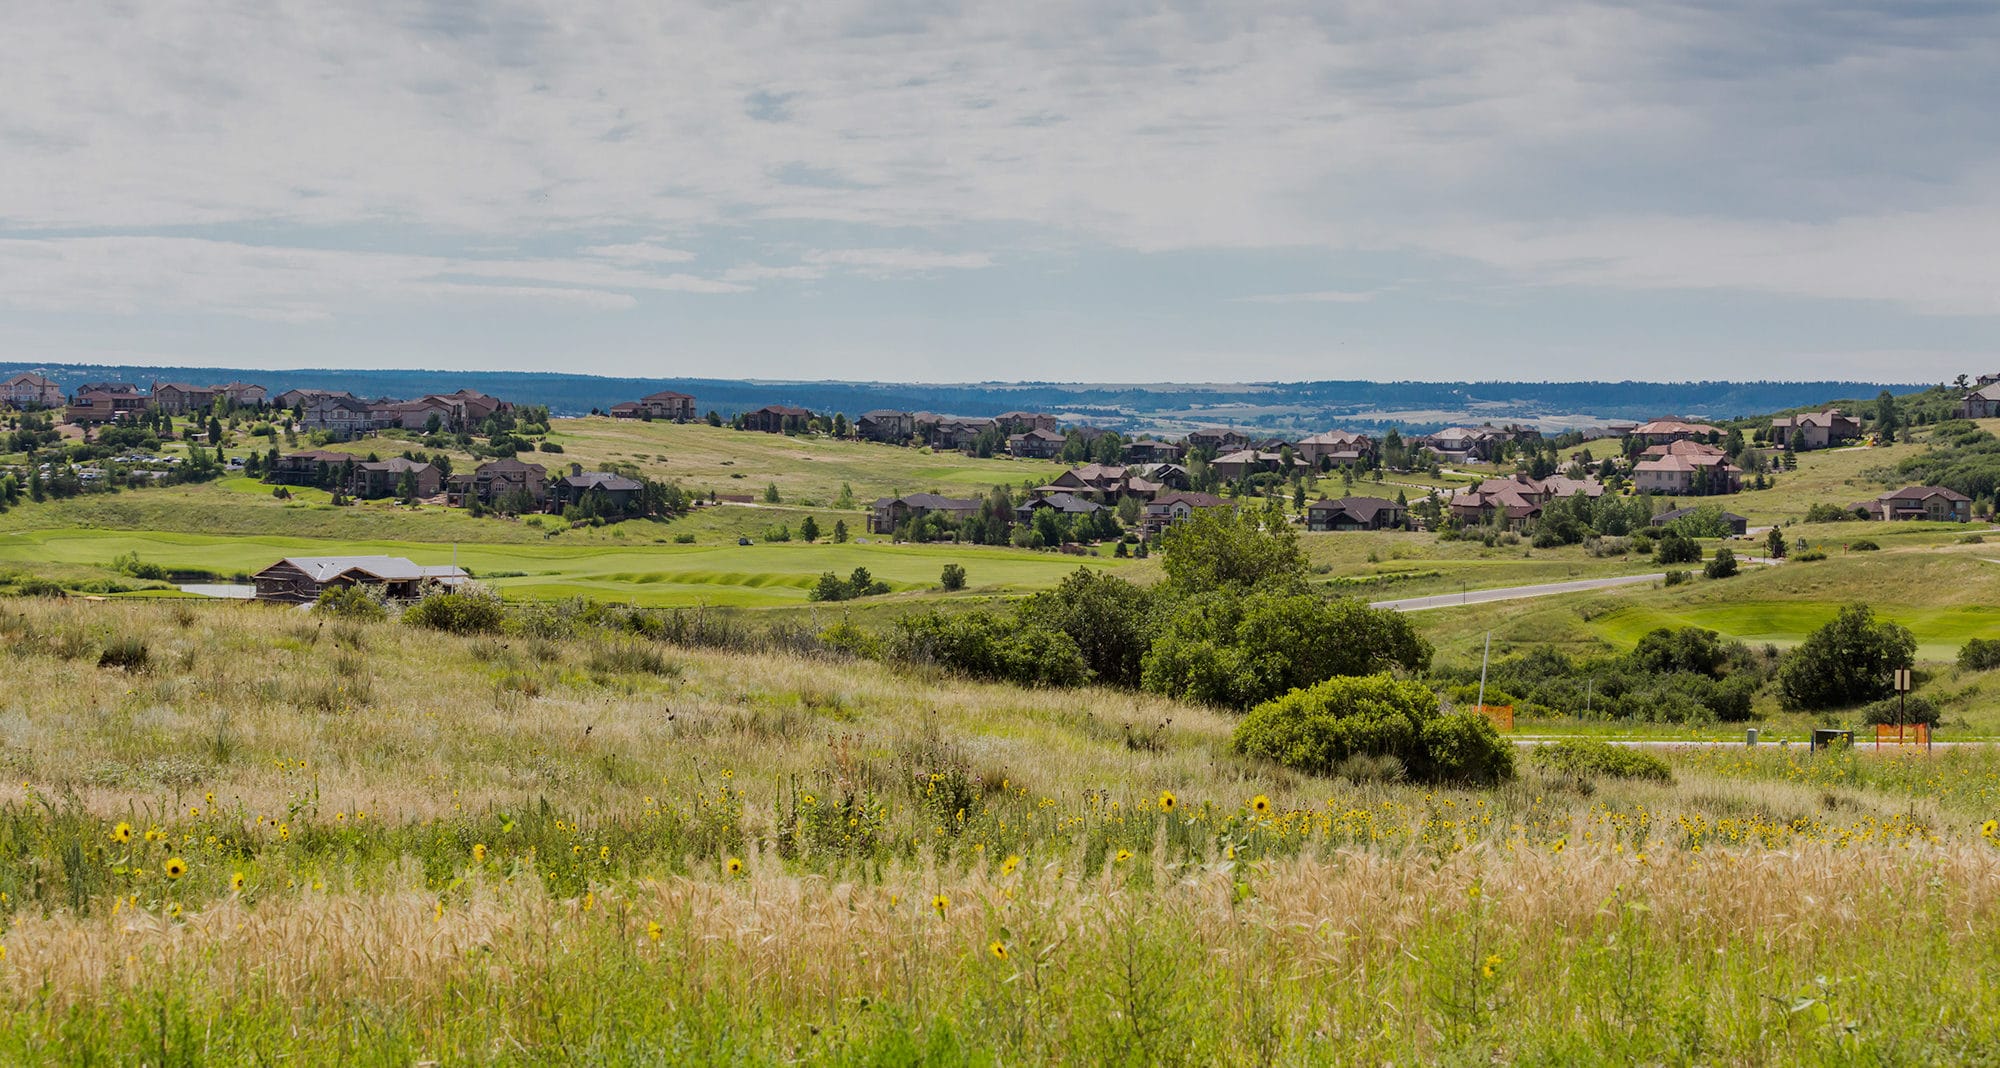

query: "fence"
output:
1474 704 1514 732
1874 723 1931 750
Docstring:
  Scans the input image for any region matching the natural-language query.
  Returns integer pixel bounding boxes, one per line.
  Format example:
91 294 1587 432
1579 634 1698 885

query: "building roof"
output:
1772 409 1854 428
1022 492 1102 514
1308 496 1402 522
3 372 57 387
1298 431 1372 446
559 471 643 492
255 556 467 583
1633 418 1717 436
859 409 910 420
1880 485 1971 502
1009 428 1065 443
1634 454 1740 474
752 404 812 417
640 390 693 403
1148 492 1230 510
356 457 434 474
477 458 546 476
1641 439 1727 459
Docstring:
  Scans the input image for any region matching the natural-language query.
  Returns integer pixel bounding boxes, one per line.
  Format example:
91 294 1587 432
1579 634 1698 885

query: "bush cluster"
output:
1529 738 1672 783
1232 675 1514 786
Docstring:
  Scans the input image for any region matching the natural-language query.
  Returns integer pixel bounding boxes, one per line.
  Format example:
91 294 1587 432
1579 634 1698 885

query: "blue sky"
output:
2 0 1996 382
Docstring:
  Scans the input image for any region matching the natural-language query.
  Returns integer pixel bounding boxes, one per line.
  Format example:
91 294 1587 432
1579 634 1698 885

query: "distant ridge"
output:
0 361 1929 434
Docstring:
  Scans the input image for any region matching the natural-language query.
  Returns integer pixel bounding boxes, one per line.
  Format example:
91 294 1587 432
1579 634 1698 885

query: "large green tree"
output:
1777 603 1915 710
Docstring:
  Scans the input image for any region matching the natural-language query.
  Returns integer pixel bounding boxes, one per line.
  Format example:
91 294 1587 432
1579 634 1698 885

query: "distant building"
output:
1306 497 1406 531
1294 431 1376 467
65 385 147 425
446 458 548 509
1184 428 1247 452
1632 453 1742 496
856 410 916 442
0 372 62 409
1007 428 1066 459
550 467 644 513
349 457 442 499
1015 492 1103 523
251 556 467 605
1141 492 1232 537
1630 418 1719 446
268 449 358 486
994 411 1059 434
1960 385 2000 420
870 493 983 534
1769 410 1860 450
1851 486 1972 523
744 404 813 434
611 390 696 421
1122 439 1183 464
1210 449 1309 481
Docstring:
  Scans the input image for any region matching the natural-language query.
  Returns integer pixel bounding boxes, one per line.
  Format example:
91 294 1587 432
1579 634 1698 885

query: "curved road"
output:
1370 572 1665 612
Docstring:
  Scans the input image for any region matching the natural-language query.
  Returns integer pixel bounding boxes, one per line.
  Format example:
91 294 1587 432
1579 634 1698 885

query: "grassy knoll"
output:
1 597 1999 1061
0 527 1124 607
1299 529 1663 600
545 417 1071 506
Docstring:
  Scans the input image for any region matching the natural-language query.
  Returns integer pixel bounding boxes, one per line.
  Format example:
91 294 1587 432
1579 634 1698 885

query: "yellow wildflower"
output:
932 893 949 916
110 822 133 844
163 857 187 880
1250 795 1272 815
1159 790 1177 813
988 940 1008 961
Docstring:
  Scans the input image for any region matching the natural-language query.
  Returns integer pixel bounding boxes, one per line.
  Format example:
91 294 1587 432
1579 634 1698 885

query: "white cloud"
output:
800 248 994 274
582 242 700 264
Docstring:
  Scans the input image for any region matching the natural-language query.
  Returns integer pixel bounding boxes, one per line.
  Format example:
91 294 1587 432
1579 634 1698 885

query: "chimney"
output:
571 463 583 477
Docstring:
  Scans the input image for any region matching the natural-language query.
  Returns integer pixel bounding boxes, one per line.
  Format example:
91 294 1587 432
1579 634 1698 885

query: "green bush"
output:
313 585 387 621
1849 539 1879 551
402 588 505 634
96 635 150 671
1142 591 1431 709
1232 675 1513 786
1703 546 1738 579
1653 530 1702 565
1529 739 1672 782
939 563 967 591
1803 502 1853 523
1959 638 2000 672
673 533 696 544
1862 695 1939 727
1662 570 1691 586
1794 547 1828 561
887 611 1088 688
1777 603 1915 711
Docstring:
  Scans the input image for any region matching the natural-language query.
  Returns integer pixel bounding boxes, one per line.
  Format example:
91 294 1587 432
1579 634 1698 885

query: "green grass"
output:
0 527 1126 607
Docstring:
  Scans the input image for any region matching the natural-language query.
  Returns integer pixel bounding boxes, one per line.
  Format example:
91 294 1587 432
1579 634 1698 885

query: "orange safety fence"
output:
1874 723 1930 749
1474 705 1515 732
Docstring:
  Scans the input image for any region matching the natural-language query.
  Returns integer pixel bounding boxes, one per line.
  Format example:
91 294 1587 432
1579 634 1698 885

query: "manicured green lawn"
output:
0 528 1124 607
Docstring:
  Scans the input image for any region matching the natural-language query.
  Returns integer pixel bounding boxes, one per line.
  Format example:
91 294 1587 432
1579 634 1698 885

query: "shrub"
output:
1702 546 1738 579
1653 530 1702 565
1777 603 1915 710
1794 547 1828 561
1232 675 1513 786
1662 570 1691 586
1849 539 1880 551
674 533 696 544
402 588 505 634
313 585 387 621
1141 590 1431 710
1960 533 1986 545
1861 694 1939 727
887 611 1088 688
96 635 150 671
1960 638 2000 672
817 619 881 659
939 563 967 591
1803 502 1853 523
1529 739 1672 783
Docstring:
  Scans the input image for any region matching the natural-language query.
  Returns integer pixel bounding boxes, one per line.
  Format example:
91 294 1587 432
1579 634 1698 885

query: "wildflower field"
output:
2 597 1999 1063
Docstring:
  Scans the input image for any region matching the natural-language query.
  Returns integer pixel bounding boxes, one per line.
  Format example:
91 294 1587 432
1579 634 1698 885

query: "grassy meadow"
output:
1 597 2000 1062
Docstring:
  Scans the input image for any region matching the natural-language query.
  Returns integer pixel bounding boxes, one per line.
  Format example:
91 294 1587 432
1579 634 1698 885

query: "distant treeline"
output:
0 363 1928 428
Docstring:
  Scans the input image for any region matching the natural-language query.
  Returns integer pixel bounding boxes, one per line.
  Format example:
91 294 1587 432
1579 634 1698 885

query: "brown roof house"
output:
611 390 696 421
1122 439 1184 464
1142 491 1232 537
1306 497 1406 531
856 410 916 442
1630 418 1719 446
447 458 548 509
1210 449 1309 481
994 411 1058 434
1770 409 1860 450
0 372 63 409
1851 486 1972 523
252 556 467 605
1295 431 1376 466
1185 428 1248 452
1632 452 1742 496
744 404 813 433
869 493 983 534
349 457 443 500
1007 427 1067 459
269 449 358 486
550 468 645 513
65 385 147 425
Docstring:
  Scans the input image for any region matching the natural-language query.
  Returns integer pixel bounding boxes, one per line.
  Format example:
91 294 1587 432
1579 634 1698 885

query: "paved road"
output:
1370 572 1664 612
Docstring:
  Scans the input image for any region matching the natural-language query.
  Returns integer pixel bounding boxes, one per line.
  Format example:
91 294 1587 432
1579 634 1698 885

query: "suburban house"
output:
1014 492 1104 523
1295 431 1376 467
1141 492 1232 537
1129 462 1190 491
65 385 148 424
611 390 696 421
918 415 996 451
1122 439 1184 464
1006 428 1066 459
1630 418 1719 446
1306 496 1406 531
1651 507 1749 535
856 410 916 442
1448 482 1544 529
269 449 359 486
150 381 267 414
370 396 457 431
1415 426 1508 464
995 411 1059 434
349 457 443 499
251 556 468 605
1639 438 1729 461
1959 384 2000 420
744 404 814 433
276 388 347 410
1185 428 1248 453
1632 452 1743 495
446 458 548 508
1769 409 1860 450
550 468 644 513
0 372 62 409
1034 463 1158 503
301 393 378 436
1210 449 1309 481
869 493 983 534
1851 486 1973 523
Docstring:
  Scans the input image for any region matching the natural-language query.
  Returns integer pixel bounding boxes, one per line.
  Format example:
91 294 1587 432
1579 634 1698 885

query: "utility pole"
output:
1476 632 1492 711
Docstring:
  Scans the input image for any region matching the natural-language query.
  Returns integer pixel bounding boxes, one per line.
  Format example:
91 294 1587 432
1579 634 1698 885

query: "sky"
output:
2 0 1997 383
